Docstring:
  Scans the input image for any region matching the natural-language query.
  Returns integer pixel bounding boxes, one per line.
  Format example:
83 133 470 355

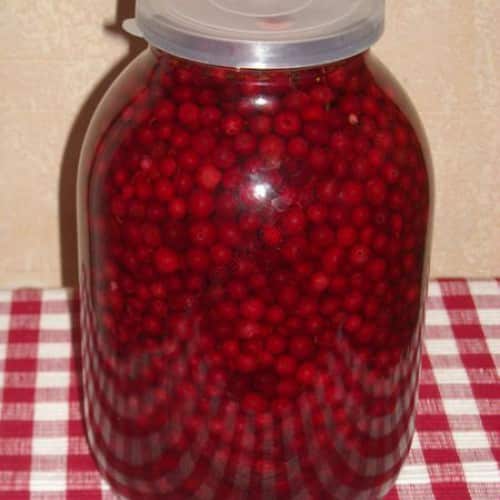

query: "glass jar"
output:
77 1 433 498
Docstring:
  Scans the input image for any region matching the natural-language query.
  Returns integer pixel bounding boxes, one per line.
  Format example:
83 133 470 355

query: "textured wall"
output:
0 1 499 287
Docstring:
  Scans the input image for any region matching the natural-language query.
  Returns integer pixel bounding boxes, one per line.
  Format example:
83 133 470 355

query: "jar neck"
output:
149 46 369 74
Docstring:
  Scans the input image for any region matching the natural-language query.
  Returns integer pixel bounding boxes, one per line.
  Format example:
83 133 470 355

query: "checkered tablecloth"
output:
0 280 499 499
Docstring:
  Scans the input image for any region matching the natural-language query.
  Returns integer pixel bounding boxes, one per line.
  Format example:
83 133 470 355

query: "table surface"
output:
0 279 499 499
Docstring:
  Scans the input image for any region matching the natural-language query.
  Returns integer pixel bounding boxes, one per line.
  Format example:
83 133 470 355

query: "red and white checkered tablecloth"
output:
0 280 499 499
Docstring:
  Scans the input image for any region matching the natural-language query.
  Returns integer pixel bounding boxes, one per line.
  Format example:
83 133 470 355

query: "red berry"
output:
327 66 347 88
189 221 216 246
366 178 388 206
351 206 371 227
237 354 258 374
221 114 244 136
287 136 309 158
154 179 174 202
274 111 301 137
310 85 334 104
142 223 161 247
168 198 187 220
234 132 257 155
344 315 363 334
302 104 328 122
178 102 200 126
349 245 371 267
188 190 214 218
197 164 222 190
367 258 387 280
277 379 299 398
262 225 282 246
178 150 199 170
250 114 272 135
290 336 314 360
276 355 297 377
310 273 329 293
212 145 236 170
154 247 180 273
210 244 231 265
307 204 328 224
322 246 343 272
242 393 267 413
266 306 285 324
186 248 209 272
382 162 400 184
266 335 286 355
337 226 357 247
240 298 265 320
281 208 306 235
238 321 262 340
154 99 176 120
340 181 364 206
297 363 316 385
259 134 285 160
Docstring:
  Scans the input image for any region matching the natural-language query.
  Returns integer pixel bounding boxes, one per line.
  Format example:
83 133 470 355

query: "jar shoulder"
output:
365 53 432 171
78 49 157 181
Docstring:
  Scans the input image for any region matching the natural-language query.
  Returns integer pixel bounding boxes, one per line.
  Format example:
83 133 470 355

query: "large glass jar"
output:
77 1 433 498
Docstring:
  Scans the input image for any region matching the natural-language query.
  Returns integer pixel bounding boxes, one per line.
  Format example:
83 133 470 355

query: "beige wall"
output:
0 1 499 287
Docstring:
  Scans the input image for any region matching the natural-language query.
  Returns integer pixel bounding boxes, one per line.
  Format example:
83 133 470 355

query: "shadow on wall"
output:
59 0 145 288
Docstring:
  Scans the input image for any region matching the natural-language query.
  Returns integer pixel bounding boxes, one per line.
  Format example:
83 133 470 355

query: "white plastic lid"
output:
125 0 385 69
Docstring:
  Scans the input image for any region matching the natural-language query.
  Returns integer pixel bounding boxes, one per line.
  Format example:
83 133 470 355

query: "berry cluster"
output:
81 50 430 498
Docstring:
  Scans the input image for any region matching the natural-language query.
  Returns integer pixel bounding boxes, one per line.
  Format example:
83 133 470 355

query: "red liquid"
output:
78 50 432 499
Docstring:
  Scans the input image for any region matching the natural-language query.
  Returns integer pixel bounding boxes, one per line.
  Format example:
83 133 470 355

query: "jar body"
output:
78 49 432 499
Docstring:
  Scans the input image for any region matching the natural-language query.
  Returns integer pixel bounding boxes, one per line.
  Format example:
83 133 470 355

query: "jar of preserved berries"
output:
77 1 433 498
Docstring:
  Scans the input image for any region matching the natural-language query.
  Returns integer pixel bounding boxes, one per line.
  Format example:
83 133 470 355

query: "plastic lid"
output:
125 0 385 69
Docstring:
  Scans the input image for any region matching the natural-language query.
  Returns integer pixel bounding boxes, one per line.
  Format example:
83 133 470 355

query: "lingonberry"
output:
349 244 371 267
297 363 316 385
310 272 330 293
287 136 309 158
167 198 187 220
188 190 215 218
154 247 180 274
189 221 216 246
337 225 358 247
233 132 257 155
276 355 297 377
196 163 222 190
240 298 265 321
186 248 209 272
274 111 301 137
366 178 388 206
259 134 286 160
290 335 314 360
249 114 272 136
178 102 200 127
266 305 285 324
281 207 306 235
310 225 335 247
266 335 286 355
307 204 328 224
154 179 174 202
339 181 364 206
210 244 232 265
221 113 244 136
237 354 258 374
